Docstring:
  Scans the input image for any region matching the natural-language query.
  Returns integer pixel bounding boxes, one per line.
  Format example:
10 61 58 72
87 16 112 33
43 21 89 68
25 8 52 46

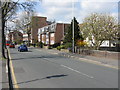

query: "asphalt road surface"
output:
9 47 118 88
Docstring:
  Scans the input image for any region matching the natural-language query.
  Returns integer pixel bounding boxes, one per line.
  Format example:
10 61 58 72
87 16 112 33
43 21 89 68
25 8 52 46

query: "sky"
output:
12 0 119 24
31 0 119 23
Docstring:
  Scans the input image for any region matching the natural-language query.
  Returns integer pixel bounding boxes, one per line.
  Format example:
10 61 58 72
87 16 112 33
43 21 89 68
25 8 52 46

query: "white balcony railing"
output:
38 23 57 34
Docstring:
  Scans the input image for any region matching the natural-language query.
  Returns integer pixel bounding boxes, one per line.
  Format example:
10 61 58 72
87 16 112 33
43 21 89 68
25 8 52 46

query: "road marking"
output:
61 65 94 79
43 57 94 79
8 49 19 89
36 49 119 69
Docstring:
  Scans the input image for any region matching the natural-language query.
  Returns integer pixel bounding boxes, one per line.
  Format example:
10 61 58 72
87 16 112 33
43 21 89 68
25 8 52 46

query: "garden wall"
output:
75 48 119 60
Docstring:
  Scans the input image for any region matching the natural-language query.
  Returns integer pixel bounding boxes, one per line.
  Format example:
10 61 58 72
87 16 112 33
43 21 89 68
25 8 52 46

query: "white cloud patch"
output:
36 0 73 23
14 0 119 24
74 0 118 23
35 0 118 23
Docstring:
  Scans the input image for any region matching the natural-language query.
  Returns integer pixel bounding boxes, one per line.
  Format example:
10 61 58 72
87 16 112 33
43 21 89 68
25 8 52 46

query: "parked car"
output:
9 43 15 48
6 40 11 46
18 44 28 52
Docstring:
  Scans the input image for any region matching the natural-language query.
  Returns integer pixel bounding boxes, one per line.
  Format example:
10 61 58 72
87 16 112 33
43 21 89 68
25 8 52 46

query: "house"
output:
38 23 70 45
8 30 23 44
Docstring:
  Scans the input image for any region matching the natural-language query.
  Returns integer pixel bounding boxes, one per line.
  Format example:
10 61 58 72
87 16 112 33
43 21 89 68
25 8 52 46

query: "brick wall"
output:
31 16 48 43
76 48 119 60
55 23 70 44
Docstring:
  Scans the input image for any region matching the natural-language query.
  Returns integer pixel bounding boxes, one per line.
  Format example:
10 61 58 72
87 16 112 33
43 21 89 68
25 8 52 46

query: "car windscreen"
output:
21 45 27 47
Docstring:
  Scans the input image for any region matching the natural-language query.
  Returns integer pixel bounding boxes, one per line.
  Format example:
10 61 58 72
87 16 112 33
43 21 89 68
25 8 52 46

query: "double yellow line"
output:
7 48 19 89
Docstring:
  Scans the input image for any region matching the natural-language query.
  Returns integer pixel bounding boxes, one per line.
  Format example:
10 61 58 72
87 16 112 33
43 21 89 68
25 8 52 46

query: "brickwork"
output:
38 23 70 45
31 16 48 43
8 30 23 43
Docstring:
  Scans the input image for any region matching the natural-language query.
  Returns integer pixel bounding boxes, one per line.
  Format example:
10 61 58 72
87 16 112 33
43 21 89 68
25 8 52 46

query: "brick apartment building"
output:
38 23 70 45
8 30 23 44
31 16 48 43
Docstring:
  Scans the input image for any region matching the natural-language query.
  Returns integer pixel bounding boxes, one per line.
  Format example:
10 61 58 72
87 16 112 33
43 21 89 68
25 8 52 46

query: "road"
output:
9 47 118 88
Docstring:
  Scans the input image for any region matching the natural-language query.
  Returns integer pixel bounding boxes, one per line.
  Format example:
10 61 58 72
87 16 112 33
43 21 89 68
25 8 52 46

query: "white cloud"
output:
36 0 73 23
14 0 119 24
74 0 118 23
38 0 118 23
80 1 117 12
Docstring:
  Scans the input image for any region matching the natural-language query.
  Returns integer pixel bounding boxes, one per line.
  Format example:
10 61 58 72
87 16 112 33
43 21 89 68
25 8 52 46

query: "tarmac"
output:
35 47 119 69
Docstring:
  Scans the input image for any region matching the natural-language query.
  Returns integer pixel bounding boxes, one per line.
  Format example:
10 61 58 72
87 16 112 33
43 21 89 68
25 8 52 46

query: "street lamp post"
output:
72 0 75 53
72 18 74 53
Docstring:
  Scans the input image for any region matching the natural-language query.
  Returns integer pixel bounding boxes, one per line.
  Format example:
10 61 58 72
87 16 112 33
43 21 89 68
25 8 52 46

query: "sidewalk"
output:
36 47 119 69
0 60 2 89
0 51 9 89
0 59 8 89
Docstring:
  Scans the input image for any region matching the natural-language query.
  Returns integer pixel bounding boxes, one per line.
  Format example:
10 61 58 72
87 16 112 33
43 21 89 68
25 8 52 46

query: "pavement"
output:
9 47 118 88
0 50 9 89
0 60 2 89
35 48 119 69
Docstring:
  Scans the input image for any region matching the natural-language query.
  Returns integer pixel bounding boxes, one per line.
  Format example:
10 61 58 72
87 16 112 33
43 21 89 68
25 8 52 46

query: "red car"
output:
9 43 15 48
6 40 11 46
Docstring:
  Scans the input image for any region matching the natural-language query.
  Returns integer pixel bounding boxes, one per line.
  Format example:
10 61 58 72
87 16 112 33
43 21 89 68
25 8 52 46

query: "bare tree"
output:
14 11 34 46
80 13 118 50
0 1 2 58
0 0 37 58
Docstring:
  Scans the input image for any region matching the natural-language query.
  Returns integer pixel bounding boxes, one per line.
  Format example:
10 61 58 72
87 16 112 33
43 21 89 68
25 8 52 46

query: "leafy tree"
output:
64 17 83 45
80 13 118 50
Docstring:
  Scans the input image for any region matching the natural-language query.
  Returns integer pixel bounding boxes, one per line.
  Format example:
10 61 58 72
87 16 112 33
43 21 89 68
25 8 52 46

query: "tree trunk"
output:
2 20 6 58
1 6 6 58
28 33 30 47
0 1 2 58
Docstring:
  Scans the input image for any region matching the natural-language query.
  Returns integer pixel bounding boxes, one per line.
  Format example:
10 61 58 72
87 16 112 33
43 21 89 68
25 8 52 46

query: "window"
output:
42 35 44 38
51 40 54 44
51 33 55 37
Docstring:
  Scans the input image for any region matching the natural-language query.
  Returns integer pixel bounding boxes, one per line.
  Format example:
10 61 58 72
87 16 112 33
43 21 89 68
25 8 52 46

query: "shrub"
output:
64 43 72 49
37 41 43 48
57 46 61 51
76 40 88 47
43 43 47 46
52 43 60 48
60 45 65 49
48 45 52 49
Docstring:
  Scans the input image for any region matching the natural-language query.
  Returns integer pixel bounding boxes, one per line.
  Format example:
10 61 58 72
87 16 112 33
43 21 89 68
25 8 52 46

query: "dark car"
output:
9 43 15 48
18 44 28 52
